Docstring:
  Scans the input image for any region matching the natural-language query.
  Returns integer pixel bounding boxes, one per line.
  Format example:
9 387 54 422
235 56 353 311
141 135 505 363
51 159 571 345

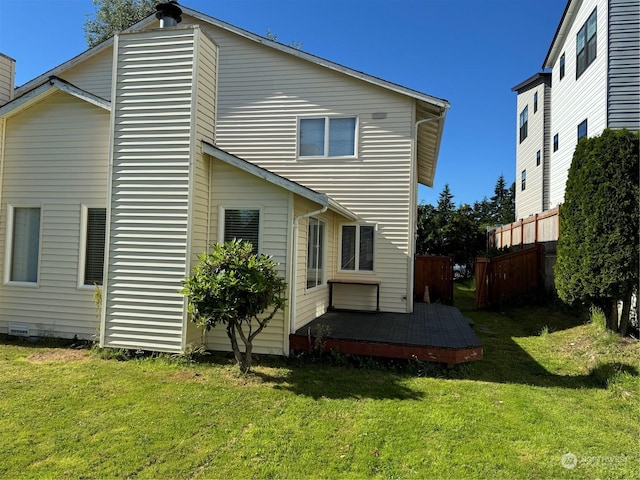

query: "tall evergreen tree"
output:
555 129 639 334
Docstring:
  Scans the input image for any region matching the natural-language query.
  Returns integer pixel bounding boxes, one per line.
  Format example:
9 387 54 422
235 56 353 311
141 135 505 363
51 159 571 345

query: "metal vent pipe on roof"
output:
156 0 182 28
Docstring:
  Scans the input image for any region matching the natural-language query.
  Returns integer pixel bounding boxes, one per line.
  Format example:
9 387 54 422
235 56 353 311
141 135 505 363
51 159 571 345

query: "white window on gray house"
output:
578 119 588 141
299 117 357 157
340 224 375 272
521 170 527 191
534 92 538 113
9 206 41 283
223 208 260 254
577 9 597 78
519 106 528 143
84 208 106 286
560 53 566 80
536 150 541 166
306 218 325 289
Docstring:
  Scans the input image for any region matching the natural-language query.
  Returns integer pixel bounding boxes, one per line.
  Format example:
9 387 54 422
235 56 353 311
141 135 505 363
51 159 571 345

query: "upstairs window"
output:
534 92 538 113
306 218 325 288
82 207 106 286
223 208 260 254
521 170 527 191
578 119 588 140
519 106 528 143
299 117 357 157
536 150 541 166
8 206 41 284
340 224 375 272
553 133 559 152
577 9 597 78
560 53 566 79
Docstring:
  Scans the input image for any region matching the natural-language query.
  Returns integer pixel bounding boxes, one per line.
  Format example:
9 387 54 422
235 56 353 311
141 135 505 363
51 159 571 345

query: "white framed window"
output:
78 206 106 288
339 224 375 272
220 207 261 254
5 205 42 285
306 217 325 289
298 116 357 158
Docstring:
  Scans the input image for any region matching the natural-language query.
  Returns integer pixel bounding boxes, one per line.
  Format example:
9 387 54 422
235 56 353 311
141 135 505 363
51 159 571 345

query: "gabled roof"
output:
202 141 359 221
13 4 449 187
543 0 578 69
0 76 110 118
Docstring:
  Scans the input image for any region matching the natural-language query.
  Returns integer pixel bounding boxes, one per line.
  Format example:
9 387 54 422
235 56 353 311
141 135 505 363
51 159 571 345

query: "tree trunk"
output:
226 322 244 369
606 299 619 333
241 344 253 374
619 291 632 337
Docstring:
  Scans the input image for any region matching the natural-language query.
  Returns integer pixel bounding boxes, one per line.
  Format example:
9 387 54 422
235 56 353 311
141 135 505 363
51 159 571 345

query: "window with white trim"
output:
306 217 325 288
340 224 374 272
298 116 357 157
222 208 260 254
8 206 41 283
82 207 106 286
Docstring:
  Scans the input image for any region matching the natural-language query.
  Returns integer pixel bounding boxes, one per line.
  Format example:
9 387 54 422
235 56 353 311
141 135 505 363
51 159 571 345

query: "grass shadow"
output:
453 281 640 389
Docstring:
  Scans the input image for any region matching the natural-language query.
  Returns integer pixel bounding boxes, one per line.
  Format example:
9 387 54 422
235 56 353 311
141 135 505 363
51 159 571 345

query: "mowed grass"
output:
1 284 638 479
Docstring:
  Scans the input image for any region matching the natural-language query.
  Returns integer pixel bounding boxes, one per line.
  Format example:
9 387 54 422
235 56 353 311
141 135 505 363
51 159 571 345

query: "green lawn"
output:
1 284 638 479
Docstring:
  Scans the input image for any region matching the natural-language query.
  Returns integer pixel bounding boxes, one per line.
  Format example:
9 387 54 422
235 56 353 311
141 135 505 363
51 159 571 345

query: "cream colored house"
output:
0 4 449 355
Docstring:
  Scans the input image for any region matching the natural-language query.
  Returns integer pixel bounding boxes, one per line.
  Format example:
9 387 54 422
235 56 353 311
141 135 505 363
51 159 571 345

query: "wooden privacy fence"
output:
488 206 560 249
475 245 545 309
414 255 454 305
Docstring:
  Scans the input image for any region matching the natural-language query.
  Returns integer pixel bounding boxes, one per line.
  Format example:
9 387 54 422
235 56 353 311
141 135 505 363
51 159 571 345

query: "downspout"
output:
410 112 445 313
289 204 328 337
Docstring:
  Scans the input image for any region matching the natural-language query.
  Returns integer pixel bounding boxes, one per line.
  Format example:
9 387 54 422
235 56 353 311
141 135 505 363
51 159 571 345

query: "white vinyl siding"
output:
62 47 115 101
205 158 290 355
185 29 218 347
0 53 15 105
0 91 109 339
549 0 608 208
515 81 550 219
102 28 198 353
293 199 335 331
195 21 413 312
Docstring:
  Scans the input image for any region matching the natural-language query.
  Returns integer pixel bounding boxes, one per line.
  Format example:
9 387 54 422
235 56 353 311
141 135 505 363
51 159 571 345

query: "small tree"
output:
182 240 287 373
84 0 156 48
555 129 639 334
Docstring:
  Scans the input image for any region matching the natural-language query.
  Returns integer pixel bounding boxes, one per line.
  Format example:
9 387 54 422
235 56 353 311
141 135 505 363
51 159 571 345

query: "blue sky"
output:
0 0 567 206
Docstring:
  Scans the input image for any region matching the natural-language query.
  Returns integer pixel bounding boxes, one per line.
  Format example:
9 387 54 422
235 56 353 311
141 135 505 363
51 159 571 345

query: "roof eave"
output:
0 76 110 118
202 141 359 220
180 7 450 110
543 0 579 69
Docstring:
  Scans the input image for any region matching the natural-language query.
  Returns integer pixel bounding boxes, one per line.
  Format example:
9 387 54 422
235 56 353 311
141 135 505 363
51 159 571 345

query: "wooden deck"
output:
290 303 483 365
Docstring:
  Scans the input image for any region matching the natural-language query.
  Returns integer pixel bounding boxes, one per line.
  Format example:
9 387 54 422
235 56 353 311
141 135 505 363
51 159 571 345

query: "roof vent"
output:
156 0 182 28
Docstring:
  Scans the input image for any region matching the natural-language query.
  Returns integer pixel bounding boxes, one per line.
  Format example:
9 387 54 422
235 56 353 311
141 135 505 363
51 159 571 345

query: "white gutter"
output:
288 205 328 337
408 112 446 313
